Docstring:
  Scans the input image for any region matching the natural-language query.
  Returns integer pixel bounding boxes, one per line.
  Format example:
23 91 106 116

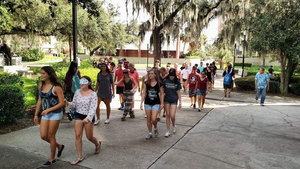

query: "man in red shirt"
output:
123 58 129 69
187 66 199 109
197 71 209 112
128 63 140 114
114 61 125 110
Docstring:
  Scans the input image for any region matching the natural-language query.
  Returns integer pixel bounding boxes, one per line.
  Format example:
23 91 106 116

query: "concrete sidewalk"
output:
1 75 300 169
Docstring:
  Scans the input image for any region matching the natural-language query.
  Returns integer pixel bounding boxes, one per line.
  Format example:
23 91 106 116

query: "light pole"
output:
72 0 78 61
242 30 246 77
233 43 236 68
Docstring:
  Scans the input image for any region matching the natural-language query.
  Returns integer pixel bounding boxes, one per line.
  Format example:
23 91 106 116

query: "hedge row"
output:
0 73 25 123
17 49 45 61
234 63 252 67
235 76 280 93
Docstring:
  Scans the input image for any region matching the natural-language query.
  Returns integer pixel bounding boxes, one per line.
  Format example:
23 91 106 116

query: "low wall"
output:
235 57 280 66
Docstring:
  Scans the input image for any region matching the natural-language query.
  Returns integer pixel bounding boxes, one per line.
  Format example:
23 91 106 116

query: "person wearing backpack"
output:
222 65 235 98
64 61 81 120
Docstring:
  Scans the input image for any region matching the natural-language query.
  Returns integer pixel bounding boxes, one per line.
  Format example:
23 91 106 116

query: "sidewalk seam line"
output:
147 108 214 169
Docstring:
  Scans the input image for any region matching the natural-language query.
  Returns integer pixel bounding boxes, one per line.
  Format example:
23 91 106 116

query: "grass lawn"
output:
22 56 65 64
234 65 281 73
21 77 37 107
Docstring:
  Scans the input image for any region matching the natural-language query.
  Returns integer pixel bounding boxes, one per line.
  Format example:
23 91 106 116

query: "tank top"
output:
124 79 133 91
39 86 61 113
145 82 161 105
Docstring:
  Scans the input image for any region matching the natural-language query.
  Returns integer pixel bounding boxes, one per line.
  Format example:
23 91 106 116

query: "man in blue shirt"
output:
198 62 205 73
255 67 270 106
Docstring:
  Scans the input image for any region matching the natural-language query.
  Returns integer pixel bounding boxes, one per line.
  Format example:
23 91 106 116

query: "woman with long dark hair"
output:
163 68 182 137
64 61 81 99
66 76 101 165
95 63 115 124
33 66 65 167
140 69 164 139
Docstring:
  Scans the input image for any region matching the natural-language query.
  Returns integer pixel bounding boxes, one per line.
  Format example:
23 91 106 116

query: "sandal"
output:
71 158 83 165
95 141 101 154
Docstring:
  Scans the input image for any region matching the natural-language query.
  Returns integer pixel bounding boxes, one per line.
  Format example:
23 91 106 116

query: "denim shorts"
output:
144 104 160 111
164 101 178 105
197 89 207 96
42 112 63 121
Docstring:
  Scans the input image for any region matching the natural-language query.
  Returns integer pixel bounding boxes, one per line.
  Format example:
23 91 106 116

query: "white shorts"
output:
213 75 216 81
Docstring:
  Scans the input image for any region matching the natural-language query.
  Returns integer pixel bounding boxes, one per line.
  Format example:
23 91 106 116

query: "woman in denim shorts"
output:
34 66 65 167
163 68 182 138
140 69 164 140
197 71 209 112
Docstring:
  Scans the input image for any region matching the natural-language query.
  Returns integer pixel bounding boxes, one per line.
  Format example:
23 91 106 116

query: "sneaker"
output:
154 128 159 137
43 159 57 166
198 108 201 112
190 104 193 107
193 104 196 109
163 114 166 118
144 115 147 118
121 107 124 110
172 125 176 134
146 133 152 140
157 117 161 122
165 131 170 138
260 103 264 106
94 119 100 125
104 119 110 124
121 115 126 121
118 106 123 110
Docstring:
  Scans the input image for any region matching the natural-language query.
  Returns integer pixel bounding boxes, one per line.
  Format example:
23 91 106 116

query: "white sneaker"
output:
94 119 100 125
154 128 158 137
165 131 170 138
146 133 152 140
144 115 147 118
104 119 110 124
172 125 177 134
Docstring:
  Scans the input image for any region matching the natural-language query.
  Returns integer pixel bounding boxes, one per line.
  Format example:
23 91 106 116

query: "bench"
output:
16 70 33 77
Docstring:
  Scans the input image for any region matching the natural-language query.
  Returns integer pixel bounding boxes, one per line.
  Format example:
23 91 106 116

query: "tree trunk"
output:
152 28 162 66
279 53 298 94
183 42 186 53
220 58 224 69
262 53 265 67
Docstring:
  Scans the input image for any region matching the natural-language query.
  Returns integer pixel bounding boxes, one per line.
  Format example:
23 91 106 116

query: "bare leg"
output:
74 120 84 159
48 120 61 161
170 105 177 126
84 123 100 153
40 120 61 151
104 99 111 119
164 103 171 132
197 95 201 108
201 96 206 108
95 97 102 120
146 110 152 132
151 110 158 129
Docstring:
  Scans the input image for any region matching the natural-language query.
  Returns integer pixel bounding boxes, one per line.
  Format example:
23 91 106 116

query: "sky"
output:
107 0 219 45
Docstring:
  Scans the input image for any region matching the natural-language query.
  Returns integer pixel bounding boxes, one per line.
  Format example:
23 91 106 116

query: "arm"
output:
255 80 258 90
159 85 164 111
140 76 145 96
95 82 99 92
114 78 124 86
110 74 115 98
177 90 182 109
131 78 138 92
34 83 42 124
41 86 65 116
140 82 146 110
114 71 117 83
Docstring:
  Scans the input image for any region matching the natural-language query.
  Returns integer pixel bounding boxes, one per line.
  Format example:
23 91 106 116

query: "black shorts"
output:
189 89 196 97
74 112 95 123
116 86 124 94
223 82 233 89
183 79 187 82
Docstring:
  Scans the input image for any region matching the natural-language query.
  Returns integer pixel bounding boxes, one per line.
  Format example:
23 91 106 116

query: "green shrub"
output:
0 84 25 123
235 76 280 93
0 72 21 85
289 83 300 96
234 63 252 67
18 49 45 61
247 71 257 76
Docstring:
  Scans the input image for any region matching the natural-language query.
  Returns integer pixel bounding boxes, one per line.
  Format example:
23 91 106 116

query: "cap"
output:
123 69 128 74
118 61 124 65
192 66 197 70
206 63 209 65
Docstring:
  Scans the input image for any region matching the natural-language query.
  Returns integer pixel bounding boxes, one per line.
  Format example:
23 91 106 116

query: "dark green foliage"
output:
0 84 25 123
0 72 21 85
289 84 300 96
235 76 279 93
234 63 252 67
17 49 45 61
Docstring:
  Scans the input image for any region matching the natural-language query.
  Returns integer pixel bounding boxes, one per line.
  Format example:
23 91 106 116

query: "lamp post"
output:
233 43 236 68
242 30 246 77
72 0 78 61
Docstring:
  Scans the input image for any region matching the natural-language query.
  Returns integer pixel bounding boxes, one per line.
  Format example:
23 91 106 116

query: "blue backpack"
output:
224 70 232 85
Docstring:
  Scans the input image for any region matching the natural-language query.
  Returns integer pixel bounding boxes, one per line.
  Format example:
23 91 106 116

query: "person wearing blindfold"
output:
163 68 182 137
65 76 101 165
115 69 138 120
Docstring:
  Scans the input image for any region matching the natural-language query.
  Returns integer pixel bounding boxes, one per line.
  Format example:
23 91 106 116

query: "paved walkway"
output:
0 76 300 169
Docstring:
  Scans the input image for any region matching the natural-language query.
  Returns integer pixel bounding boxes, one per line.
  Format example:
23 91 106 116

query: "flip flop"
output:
95 141 101 154
71 158 83 165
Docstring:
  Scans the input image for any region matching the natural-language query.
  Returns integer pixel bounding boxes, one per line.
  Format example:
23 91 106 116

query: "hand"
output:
112 93 115 99
255 86 258 90
140 103 144 110
178 103 182 109
41 109 49 116
267 87 269 91
159 104 164 111
206 91 208 95
82 118 89 124
33 115 39 125
138 88 141 93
